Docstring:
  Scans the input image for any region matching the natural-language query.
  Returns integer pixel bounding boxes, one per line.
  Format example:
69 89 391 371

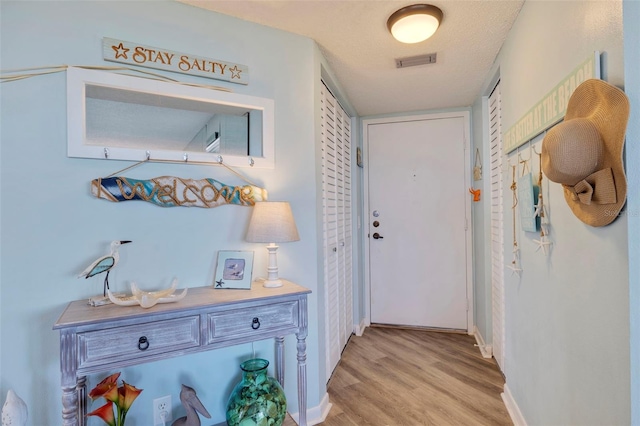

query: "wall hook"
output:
532 144 541 156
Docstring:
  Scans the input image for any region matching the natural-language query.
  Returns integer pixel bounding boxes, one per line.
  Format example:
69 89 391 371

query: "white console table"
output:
53 280 310 426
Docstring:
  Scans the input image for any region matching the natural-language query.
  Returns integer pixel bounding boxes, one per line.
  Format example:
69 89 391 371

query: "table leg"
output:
61 380 78 426
297 296 308 426
61 330 79 426
296 334 307 426
77 376 87 426
275 336 285 387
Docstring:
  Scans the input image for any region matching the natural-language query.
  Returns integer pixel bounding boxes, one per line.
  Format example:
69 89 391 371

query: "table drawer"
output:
208 301 298 343
77 316 200 369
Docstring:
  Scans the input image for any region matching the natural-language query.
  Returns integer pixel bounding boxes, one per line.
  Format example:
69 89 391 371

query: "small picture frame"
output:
213 250 254 289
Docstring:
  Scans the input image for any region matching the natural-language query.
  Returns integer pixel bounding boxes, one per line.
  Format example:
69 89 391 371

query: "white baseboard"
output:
354 319 367 336
473 325 493 358
502 383 527 426
290 392 332 425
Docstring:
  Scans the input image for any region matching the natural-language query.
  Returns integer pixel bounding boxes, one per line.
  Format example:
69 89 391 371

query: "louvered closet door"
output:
321 83 353 379
489 82 505 372
336 104 352 352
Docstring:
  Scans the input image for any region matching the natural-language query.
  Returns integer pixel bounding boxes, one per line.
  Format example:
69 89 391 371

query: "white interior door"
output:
367 115 469 330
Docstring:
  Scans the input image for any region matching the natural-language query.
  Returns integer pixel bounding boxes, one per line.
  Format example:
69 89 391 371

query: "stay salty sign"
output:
102 37 249 85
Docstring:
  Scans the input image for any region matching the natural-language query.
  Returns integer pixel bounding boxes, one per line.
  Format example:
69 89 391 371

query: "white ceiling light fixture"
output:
387 4 443 44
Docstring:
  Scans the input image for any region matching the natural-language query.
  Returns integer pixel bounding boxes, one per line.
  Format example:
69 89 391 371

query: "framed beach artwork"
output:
213 250 254 289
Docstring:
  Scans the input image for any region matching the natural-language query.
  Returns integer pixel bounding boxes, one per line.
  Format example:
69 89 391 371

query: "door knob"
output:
372 233 383 239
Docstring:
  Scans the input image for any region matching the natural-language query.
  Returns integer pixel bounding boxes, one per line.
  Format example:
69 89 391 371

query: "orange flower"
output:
87 401 116 426
119 382 143 411
89 372 121 400
88 372 142 426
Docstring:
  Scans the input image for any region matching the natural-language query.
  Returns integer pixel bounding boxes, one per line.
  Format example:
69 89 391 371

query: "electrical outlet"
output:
153 395 172 425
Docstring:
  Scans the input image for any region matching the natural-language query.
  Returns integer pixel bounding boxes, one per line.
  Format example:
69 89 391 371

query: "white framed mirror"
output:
67 67 274 168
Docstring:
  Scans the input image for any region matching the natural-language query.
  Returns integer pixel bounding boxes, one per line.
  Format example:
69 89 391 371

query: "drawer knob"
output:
252 317 261 330
138 336 149 351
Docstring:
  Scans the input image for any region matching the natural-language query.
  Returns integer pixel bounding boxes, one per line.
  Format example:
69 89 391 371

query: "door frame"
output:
362 111 473 333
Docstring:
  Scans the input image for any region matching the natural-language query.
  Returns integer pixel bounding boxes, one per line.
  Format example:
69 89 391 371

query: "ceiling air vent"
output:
395 53 437 68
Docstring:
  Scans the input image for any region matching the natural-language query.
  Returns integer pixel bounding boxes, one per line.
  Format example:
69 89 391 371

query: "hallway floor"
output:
321 326 512 425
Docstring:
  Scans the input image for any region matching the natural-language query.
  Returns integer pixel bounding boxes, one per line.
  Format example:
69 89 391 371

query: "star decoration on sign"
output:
111 42 129 60
229 65 242 79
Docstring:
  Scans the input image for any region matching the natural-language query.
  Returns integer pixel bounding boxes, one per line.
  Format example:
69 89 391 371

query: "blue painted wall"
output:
0 1 332 423
472 1 632 424
623 1 640 424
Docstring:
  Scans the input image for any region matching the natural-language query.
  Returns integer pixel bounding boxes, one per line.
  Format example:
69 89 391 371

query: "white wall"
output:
473 1 630 424
0 1 330 424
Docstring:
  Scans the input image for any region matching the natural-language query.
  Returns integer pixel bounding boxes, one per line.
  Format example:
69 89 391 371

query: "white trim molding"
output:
354 319 367 336
502 384 527 426
291 392 332 426
473 325 493 359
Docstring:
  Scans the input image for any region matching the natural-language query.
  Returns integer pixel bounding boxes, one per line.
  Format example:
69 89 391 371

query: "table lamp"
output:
246 201 300 287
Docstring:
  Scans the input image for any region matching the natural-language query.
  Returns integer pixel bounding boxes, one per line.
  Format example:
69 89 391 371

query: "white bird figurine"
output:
78 240 132 296
172 384 211 426
2 389 28 426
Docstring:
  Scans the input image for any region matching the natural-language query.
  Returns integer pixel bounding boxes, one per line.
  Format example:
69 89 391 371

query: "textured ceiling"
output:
177 0 524 116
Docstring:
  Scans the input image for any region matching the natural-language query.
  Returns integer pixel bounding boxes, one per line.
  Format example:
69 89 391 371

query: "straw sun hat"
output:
541 79 630 227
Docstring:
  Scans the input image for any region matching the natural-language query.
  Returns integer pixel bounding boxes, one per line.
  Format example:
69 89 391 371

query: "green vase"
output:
226 358 287 426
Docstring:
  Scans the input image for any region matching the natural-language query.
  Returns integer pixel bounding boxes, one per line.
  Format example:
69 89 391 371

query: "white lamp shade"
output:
246 201 300 243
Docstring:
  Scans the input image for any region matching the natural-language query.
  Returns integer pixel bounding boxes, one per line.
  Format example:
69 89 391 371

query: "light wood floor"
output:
318 326 512 426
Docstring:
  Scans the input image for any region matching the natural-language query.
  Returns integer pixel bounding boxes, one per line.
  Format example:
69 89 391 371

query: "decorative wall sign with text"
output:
91 176 267 208
103 37 249 85
504 52 600 153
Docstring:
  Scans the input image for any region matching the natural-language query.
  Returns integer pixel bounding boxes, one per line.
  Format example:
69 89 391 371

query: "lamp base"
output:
262 278 283 288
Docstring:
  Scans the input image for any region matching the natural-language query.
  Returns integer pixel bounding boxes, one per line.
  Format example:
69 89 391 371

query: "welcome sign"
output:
504 52 600 153
102 37 249 85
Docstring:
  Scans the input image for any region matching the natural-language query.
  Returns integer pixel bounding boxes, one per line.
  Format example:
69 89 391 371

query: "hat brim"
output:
560 79 629 227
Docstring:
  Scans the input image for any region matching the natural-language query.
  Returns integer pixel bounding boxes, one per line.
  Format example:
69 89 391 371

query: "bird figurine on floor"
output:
78 240 132 296
172 384 211 426
2 389 28 426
